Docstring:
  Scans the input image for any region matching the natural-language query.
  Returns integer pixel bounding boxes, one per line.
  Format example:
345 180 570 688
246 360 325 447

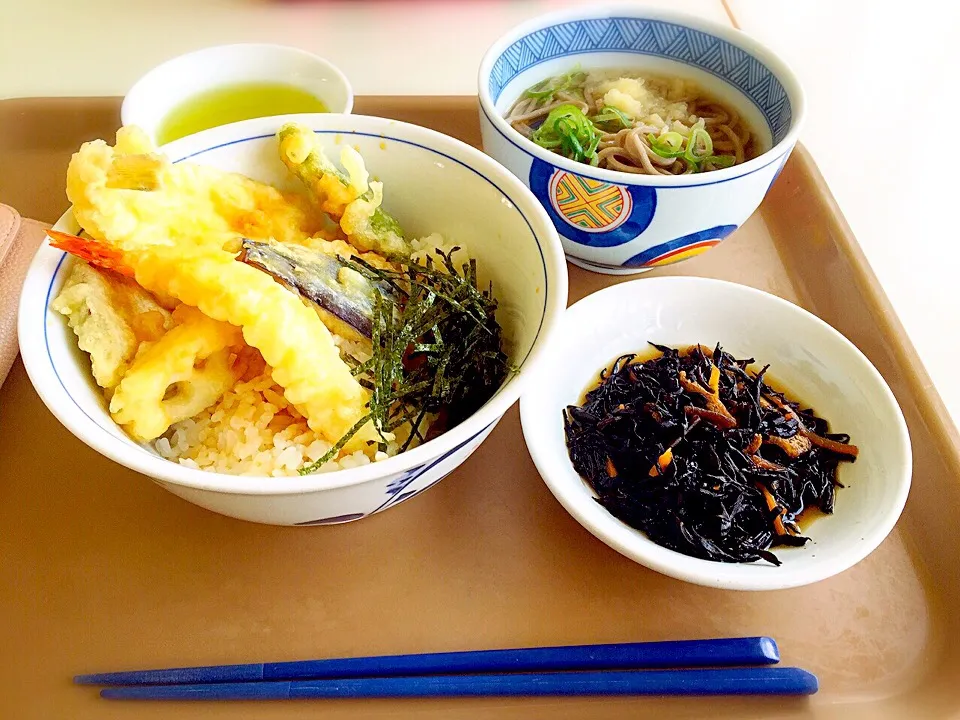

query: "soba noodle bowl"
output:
505 69 756 175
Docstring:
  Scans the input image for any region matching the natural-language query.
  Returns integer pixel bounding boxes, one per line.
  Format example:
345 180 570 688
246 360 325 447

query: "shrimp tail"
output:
47 230 136 278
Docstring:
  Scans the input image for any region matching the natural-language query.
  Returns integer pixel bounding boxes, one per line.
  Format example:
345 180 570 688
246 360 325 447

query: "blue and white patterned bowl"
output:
478 5 805 275
17 114 567 526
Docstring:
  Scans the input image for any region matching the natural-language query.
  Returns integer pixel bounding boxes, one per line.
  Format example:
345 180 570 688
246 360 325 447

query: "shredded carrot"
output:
744 434 763 454
648 448 673 476
773 514 788 537
605 457 618 478
758 483 789 536
759 484 777 512
707 363 721 393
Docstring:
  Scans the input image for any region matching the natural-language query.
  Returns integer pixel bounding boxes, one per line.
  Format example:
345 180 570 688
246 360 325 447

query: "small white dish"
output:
121 44 353 145
519 277 911 590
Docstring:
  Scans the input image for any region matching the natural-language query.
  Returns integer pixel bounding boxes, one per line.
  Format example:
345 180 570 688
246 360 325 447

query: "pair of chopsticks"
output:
76 637 818 701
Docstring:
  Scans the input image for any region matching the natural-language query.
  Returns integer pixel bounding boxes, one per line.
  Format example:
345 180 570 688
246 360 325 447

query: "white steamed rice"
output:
153 234 466 477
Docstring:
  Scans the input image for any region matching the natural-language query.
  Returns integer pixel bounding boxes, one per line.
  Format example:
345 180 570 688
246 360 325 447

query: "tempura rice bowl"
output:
18 114 567 525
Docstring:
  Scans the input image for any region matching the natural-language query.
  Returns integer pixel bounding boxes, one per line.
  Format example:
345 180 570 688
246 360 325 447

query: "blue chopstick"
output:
76 637 779 686
99 667 818 701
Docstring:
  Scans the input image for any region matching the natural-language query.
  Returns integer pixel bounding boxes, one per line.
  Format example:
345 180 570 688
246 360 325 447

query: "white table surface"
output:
3 0 958 424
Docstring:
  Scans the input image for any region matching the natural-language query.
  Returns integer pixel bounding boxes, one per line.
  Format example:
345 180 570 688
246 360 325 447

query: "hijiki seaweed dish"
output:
564 344 859 565
49 123 509 477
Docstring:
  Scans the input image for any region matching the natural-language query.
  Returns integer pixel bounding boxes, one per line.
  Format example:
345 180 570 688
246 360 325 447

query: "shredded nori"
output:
300 248 510 474
564 344 859 565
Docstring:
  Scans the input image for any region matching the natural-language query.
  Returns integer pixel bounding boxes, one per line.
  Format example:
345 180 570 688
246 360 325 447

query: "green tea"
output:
156 82 328 145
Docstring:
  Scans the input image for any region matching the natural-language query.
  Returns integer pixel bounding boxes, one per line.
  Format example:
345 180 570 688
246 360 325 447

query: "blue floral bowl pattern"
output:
488 17 792 145
478 8 804 275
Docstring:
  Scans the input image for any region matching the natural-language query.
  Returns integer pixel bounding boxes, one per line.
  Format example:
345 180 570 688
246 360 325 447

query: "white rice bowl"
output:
153 234 467 477
18 113 567 525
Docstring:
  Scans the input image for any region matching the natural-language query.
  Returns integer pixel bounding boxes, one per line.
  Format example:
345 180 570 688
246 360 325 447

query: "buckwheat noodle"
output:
505 71 756 175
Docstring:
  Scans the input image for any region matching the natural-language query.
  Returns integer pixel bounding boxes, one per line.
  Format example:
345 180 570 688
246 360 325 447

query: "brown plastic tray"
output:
1 97 957 719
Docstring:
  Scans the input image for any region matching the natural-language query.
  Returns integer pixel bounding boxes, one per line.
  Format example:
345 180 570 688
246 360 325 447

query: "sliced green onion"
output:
531 104 602 164
592 105 632 128
525 76 567 100
704 154 736 169
647 131 686 159
684 124 713 166
585 132 602 166
535 133 563 149
523 68 585 101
